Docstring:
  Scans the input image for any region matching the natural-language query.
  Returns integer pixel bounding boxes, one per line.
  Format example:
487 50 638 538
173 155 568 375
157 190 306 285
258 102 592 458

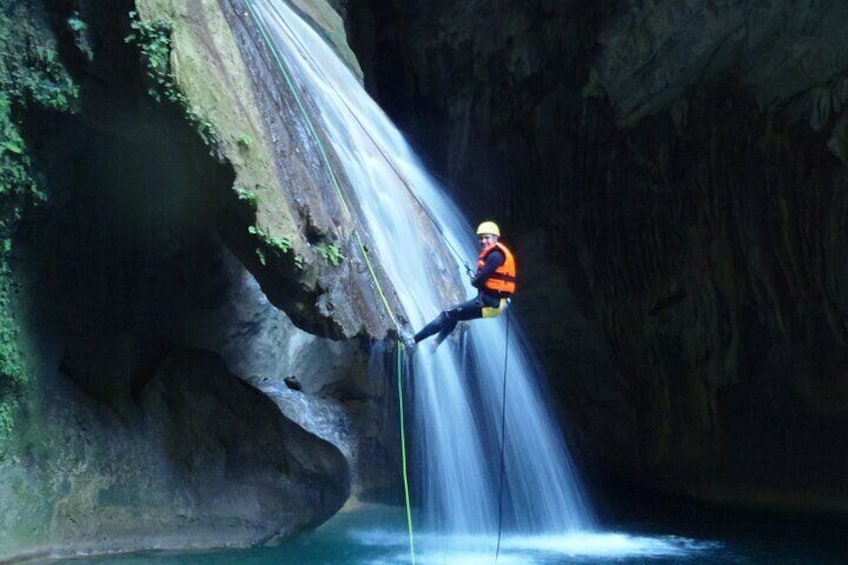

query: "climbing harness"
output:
495 306 511 561
245 3 415 562
482 297 510 319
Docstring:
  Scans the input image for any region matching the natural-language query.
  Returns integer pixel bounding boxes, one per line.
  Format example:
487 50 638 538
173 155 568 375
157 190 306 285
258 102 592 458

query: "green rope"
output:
245 2 414 560
397 343 416 564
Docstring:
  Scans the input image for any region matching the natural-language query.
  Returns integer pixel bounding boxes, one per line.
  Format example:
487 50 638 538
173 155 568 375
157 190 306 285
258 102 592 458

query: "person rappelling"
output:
402 221 517 351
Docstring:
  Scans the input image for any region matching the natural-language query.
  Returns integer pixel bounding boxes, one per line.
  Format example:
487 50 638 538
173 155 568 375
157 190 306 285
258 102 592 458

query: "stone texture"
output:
2 347 348 562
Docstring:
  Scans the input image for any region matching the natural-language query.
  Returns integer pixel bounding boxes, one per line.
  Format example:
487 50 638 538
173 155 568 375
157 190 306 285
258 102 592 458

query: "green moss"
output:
0 208 24 440
0 0 79 216
0 94 40 232
0 241 25 451
0 3 79 113
0 4 76 215
0 0 80 451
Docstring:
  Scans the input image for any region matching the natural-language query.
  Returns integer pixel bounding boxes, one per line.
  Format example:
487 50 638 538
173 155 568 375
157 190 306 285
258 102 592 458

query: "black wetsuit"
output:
413 248 506 345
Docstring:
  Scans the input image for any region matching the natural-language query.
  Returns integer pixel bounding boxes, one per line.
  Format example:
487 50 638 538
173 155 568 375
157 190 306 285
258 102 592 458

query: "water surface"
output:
77 503 848 564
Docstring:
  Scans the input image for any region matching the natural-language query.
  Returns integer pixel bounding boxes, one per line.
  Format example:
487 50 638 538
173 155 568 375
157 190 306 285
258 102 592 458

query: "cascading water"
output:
248 0 595 544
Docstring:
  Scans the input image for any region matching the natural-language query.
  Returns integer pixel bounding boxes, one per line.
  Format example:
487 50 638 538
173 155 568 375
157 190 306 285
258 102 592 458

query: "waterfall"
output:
247 0 595 538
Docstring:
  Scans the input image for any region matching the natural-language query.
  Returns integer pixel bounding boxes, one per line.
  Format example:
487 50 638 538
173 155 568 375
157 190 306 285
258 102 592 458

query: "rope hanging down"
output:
397 344 416 564
245 3 415 563
495 307 511 561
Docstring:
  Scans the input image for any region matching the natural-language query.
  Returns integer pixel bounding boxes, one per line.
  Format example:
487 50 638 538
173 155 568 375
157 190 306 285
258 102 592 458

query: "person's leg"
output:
432 321 458 347
416 297 484 344
413 311 451 343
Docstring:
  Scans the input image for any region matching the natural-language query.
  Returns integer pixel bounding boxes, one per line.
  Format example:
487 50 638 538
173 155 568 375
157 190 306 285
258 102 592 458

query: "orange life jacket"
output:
477 241 517 295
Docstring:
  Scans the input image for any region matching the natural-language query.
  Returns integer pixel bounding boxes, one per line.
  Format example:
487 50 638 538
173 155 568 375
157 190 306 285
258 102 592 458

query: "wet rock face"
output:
349 0 848 509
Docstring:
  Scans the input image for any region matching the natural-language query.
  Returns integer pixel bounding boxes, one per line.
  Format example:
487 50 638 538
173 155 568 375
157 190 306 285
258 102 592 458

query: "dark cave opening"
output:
12 1 237 409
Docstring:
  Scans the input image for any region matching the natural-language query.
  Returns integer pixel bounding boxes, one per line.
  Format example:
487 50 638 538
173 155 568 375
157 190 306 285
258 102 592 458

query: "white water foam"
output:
348 527 721 564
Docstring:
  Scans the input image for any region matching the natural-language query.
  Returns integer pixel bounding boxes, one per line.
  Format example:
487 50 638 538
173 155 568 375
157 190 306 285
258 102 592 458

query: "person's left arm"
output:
471 250 505 288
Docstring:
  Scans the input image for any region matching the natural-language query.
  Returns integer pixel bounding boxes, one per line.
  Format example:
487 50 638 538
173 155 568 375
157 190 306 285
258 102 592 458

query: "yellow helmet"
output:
476 221 500 237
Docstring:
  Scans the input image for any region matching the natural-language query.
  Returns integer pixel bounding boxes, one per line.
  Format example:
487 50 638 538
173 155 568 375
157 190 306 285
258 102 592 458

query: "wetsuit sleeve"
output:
471 250 505 288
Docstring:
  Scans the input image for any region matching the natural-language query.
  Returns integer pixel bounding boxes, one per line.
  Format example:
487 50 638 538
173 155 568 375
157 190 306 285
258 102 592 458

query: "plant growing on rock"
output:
0 1 80 448
235 185 258 210
248 224 303 269
125 10 221 151
316 243 344 266
67 11 93 61
236 133 253 149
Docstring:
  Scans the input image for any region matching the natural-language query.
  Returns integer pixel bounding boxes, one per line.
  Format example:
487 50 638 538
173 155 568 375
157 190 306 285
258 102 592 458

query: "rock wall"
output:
347 0 848 512
0 0 408 560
